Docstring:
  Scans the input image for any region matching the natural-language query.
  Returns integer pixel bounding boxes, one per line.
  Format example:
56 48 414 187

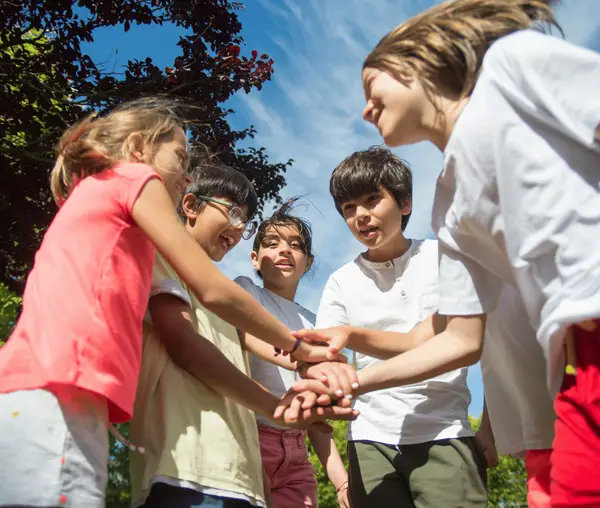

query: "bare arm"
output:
132 179 327 363
150 294 279 418
347 313 447 359
308 429 348 492
356 315 485 393
239 329 297 371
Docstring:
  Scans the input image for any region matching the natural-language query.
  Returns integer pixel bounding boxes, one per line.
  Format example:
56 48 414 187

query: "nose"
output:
362 101 374 123
184 174 193 186
278 243 292 255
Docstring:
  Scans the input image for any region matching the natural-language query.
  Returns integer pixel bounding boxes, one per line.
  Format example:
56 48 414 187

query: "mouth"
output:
358 226 378 240
274 259 295 270
219 233 236 252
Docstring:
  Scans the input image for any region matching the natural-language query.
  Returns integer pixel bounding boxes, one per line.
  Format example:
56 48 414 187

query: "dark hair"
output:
185 163 258 218
252 197 315 279
330 146 412 230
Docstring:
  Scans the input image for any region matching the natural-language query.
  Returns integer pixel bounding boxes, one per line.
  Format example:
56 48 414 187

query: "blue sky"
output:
82 1 600 416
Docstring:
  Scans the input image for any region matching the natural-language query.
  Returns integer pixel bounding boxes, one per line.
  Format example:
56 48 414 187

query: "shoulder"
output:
234 275 262 298
112 162 160 181
326 259 361 288
151 254 190 305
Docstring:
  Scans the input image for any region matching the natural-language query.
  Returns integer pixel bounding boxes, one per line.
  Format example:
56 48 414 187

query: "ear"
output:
181 193 201 220
401 199 412 216
250 250 261 272
304 256 314 273
125 132 145 163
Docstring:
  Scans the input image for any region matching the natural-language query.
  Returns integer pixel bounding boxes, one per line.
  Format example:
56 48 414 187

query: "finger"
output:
292 329 331 343
323 369 343 399
342 363 360 390
330 364 353 396
300 391 318 410
292 379 332 395
576 319 597 332
335 396 353 408
287 395 304 422
316 393 332 406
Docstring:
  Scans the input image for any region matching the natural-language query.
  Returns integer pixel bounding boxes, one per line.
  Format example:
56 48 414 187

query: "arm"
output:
132 179 327 363
475 398 498 468
150 293 279 419
346 312 446 359
308 429 349 495
239 329 297 371
355 314 485 394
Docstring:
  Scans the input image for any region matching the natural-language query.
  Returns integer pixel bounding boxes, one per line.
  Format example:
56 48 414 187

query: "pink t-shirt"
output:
0 163 160 423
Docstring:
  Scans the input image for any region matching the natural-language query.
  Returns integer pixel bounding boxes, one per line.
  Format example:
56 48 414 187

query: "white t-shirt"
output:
433 29 600 394
316 239 472 446
483 284 555 457
234 276 316 429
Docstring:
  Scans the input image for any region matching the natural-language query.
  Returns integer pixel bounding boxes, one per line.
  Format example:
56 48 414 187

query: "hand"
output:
286 378 355 403
293 326 354 361
299 361 359 399
336 481 351 508
292 339 348 364
274 389 358 429
475 429 498 468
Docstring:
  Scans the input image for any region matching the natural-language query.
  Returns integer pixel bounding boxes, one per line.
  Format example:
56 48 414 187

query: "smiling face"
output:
181 193 247 262
341 186 411 252
361 67 432 148
251 224 313 291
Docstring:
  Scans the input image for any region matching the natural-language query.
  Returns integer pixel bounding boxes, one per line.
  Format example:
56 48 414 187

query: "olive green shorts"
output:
347 437 487 508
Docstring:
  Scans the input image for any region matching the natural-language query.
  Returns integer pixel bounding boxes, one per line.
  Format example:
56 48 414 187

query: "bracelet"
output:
336 480 349 493
274 338 302 357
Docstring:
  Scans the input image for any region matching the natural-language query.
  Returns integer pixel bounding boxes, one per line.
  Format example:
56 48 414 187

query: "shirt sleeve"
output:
437 243 501 316
485 29 600 149
234 276 262 302
315 275 350 328
150 254 191 307
113 162 162 216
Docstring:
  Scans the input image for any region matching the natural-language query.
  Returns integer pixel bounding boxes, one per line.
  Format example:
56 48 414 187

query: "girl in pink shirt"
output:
0 97 343 507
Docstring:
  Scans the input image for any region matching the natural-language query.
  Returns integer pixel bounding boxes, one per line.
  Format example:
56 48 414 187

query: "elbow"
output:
461 335 483 367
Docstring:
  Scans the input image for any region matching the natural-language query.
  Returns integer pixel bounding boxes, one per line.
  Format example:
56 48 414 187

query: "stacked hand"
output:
274 356 360 431
292 326 354 361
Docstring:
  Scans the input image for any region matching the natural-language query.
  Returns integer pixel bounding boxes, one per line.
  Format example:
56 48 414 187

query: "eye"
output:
367 193 380 203
290 241 302 249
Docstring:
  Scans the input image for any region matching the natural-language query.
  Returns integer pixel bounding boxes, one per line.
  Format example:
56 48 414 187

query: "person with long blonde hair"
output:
288 1 600 506
0 97 349 507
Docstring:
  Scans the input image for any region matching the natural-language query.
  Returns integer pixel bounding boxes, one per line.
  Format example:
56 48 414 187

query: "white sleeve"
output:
485 29 600 149
437 243 501 316
315 275 350 328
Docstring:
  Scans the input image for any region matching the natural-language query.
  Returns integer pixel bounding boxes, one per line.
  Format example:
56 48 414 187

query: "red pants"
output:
258 425 318 508
526 449 552 508
551 322 600 507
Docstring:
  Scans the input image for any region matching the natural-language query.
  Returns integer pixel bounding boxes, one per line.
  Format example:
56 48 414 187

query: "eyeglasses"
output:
197 195 257 240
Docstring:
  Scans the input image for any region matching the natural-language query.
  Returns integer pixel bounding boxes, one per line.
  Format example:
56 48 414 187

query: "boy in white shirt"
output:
315 147 486 508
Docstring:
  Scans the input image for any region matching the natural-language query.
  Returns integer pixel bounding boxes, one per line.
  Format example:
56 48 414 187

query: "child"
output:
291 1 600 505
315 147 486 508
130 169 358 508
235 199 352 508
0 97 337 507
477 284 555 508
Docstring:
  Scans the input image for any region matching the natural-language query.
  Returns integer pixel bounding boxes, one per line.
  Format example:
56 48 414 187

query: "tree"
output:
0 283 21 344
1 0 291 294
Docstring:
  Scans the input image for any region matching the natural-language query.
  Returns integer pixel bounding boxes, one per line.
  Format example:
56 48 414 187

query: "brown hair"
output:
50 97 188 205
364 0 560 104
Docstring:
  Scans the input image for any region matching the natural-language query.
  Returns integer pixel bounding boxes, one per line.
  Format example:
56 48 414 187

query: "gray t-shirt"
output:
234 276 315 428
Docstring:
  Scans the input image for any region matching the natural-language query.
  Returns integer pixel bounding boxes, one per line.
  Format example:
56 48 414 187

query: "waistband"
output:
258 424 307 447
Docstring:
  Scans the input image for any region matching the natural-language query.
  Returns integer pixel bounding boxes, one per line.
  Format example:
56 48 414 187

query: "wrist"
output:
275 338 301 357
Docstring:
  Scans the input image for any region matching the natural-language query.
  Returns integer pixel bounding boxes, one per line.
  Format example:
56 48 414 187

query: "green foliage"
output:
106 424 132 508
470 416 529 508
307 420 349 508
0 283 21 344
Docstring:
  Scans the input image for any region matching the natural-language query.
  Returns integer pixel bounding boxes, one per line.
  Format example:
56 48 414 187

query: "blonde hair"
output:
364 0 560 103
50 97 187 205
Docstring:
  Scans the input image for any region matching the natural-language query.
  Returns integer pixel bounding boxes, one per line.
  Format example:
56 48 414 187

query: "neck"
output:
264 280 298 302
365 233 411 263
427 96 469 152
